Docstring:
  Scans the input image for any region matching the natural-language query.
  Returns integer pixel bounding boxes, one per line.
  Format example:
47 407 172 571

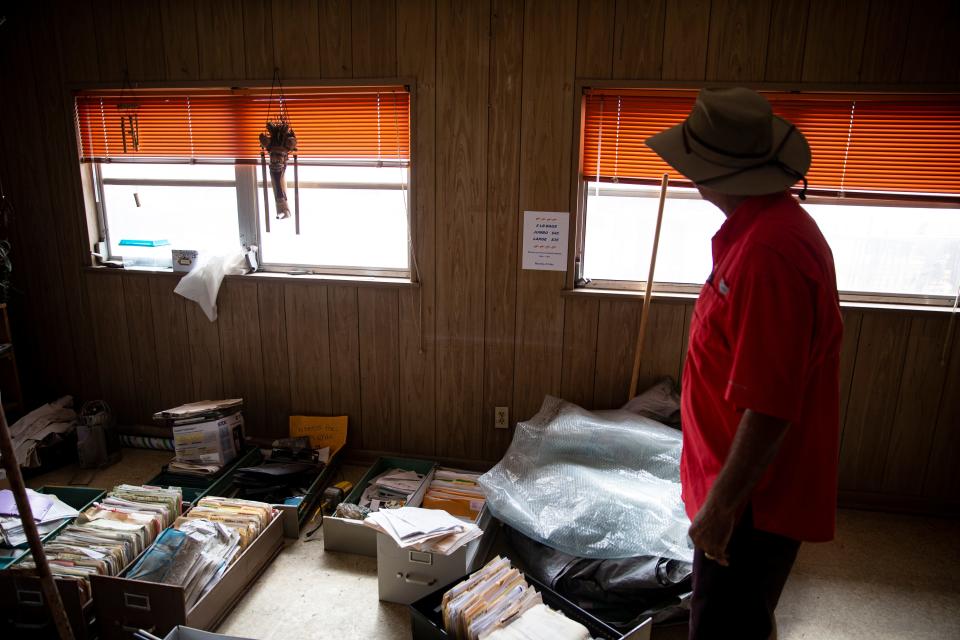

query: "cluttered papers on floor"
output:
363 506 482 555
0 489 80 547
359 468 426 511
125 496 275 607
17 484 183 601
442 556 593 640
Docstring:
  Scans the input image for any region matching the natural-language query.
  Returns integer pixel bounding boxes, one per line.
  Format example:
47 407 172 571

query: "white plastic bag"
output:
479 396 694 562
174 250 249 322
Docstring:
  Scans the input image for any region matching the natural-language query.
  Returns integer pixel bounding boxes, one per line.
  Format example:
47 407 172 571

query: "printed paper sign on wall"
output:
522 211 569 271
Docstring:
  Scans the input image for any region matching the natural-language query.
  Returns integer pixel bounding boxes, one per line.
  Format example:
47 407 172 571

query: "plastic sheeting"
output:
479 396 693 562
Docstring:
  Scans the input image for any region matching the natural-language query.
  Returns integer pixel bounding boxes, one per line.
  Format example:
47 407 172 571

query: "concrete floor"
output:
21 450 960 639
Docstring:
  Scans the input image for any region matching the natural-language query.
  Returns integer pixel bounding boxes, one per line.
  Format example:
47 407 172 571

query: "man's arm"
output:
688 409 790 565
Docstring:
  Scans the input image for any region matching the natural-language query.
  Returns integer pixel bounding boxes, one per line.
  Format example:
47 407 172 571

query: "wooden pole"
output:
0 401 75 640
629 173 669 400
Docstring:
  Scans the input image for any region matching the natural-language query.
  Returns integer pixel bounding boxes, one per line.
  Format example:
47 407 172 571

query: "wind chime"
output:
259 69 300 234
117 73 140 153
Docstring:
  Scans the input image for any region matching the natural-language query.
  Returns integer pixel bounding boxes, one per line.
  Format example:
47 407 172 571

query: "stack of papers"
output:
359 468 425 511
174 496 274 549
0 489 80 547
18 485 183 600
126 495 274 606
153 399 243 425
167 460 223 477
127 518 241 608
442 557 593 640
364 507 482 555
422 468 486 521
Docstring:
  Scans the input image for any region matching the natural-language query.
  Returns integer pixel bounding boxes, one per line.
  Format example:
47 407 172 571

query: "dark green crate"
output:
145 447 262 508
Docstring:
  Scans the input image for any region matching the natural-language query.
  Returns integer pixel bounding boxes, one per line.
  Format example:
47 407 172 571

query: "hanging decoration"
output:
259 68 300 234
117 72 140 153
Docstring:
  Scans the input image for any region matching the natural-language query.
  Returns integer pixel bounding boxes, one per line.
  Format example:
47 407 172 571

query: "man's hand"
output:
689 501 736 566
689 409 791 566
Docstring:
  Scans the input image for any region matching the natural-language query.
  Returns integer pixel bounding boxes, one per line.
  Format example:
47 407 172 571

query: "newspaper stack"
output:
442 557 593 640
363 506 483 555
18 485 183 600
126 496 275 606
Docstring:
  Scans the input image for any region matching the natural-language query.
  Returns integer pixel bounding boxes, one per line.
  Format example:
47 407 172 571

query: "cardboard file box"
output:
323 456 437 557
408 572 653 640
172 413 244 466
377 507 497 605
91 513 283 640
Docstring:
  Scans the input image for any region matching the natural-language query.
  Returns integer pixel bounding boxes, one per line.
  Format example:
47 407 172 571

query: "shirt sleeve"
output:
724 244 815 424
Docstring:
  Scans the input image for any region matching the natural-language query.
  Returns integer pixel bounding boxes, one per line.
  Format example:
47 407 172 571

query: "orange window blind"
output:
75 86 410 164
582 89 960 197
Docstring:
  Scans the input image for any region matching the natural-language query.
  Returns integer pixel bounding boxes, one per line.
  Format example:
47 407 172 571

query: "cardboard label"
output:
289 416 348 455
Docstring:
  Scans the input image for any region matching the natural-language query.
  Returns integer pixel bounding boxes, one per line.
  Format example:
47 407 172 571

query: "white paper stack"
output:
0 489 80 547
364 506 483 555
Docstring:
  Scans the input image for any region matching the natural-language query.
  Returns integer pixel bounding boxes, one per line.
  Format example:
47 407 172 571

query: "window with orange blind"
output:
76 86 413 276
578 89 960 302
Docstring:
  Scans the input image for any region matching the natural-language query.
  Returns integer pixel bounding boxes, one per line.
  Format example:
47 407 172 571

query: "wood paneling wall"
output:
0 0 957 512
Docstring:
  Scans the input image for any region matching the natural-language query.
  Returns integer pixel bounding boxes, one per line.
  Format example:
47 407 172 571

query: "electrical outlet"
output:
494 406 509 429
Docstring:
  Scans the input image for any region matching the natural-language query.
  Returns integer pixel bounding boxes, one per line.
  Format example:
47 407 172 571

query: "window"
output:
578 90 960 302
77 87 411 277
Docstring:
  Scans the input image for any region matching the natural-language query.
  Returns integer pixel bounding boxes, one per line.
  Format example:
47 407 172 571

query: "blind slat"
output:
75 87 411 163
582 90 960 196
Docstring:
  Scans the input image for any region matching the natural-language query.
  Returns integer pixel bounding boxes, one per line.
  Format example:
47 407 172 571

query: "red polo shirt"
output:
681 192 842 542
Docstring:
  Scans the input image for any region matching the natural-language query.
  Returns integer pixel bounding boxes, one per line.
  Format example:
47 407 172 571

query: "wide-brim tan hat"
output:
645 87 811 195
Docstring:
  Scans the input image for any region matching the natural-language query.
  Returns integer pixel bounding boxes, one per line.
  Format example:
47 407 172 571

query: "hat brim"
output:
645 116 811 196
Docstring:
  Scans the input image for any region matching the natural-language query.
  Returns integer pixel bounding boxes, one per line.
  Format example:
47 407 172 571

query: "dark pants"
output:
689 507 801 640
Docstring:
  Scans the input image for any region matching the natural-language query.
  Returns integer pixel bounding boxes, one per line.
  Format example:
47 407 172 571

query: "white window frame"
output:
93 161 413 280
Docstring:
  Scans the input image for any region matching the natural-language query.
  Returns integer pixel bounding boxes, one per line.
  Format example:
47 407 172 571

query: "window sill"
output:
562 287 958 315
83 265 420 289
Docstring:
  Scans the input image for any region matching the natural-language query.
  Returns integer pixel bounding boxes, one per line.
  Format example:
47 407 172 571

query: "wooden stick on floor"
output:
629 173 669 400
0 400 75 640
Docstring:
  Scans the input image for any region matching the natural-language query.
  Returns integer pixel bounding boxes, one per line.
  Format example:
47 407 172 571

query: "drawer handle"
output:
408 550 433 565
16 588 43 606
397 572 437 587
123 592 151 611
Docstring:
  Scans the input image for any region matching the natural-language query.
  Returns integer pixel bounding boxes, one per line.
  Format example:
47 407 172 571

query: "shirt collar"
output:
711 192 792 265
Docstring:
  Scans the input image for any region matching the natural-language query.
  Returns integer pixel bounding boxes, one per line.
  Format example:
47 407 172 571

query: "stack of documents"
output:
364 506 482 555
359 468 425 511
174 496 274 549
443 557 593 640
18 485 183 600
422 468 486 521
167 460 224 477
127 518 241 607
0 489 80 547
125 496 274 606
153 399 243 425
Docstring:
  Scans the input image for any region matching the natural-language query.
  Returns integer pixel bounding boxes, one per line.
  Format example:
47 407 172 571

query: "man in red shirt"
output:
646 88 843 639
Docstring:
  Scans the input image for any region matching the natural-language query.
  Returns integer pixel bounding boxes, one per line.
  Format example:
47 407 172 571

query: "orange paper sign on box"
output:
289 415 348 457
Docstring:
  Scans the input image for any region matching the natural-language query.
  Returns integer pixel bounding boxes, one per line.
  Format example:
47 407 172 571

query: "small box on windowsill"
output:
172 249 201 273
